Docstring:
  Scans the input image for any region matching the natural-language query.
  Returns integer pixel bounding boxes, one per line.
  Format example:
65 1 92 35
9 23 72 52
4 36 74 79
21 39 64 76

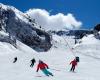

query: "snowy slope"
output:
73 34 100 59
0 34 100 80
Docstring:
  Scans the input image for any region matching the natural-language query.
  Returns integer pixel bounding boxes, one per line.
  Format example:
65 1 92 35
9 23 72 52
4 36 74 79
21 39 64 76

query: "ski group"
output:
13 56 79 77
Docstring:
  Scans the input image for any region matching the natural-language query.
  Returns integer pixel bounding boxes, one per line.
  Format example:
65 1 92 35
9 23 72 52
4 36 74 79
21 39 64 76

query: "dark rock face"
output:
0 4 52 51
94 24 100 32
53 30 93 39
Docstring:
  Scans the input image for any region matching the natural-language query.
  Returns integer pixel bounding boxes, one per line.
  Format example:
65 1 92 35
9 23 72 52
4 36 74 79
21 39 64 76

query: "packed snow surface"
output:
0 34 100 80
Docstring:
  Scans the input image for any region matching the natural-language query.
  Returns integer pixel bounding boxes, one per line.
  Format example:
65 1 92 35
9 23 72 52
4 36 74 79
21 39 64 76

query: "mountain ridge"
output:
0 3 52 52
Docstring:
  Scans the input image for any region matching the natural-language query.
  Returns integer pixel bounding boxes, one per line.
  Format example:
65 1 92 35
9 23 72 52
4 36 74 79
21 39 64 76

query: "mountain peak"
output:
0 3 52 52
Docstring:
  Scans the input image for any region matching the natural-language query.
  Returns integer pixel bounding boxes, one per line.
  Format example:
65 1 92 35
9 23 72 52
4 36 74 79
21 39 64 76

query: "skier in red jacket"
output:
70 59 77 72
36 60 53 76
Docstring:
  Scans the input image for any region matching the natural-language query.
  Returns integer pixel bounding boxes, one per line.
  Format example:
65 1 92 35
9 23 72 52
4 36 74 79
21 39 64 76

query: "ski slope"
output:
0 34 100 80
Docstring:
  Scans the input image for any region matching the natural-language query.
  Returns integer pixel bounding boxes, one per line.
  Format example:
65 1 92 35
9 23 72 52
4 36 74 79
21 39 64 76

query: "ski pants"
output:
70 65 76 72
30 63 34 67
41 69 53 76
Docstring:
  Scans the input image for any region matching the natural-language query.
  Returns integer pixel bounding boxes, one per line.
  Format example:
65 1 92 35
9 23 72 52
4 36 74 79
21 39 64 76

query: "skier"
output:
13 57 17 63
70 58 77 72
75 38 77 44
30 58 36 67
36 60 53 76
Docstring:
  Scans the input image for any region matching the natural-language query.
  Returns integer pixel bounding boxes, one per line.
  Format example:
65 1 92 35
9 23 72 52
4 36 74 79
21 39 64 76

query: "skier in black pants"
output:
70 59 78 72
30 58 36 67
13 57 17 63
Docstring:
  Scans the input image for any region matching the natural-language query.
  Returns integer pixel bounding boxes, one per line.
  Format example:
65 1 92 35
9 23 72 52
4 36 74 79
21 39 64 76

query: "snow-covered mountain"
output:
48 29 93 39
0 3 52 51
0 3 100 80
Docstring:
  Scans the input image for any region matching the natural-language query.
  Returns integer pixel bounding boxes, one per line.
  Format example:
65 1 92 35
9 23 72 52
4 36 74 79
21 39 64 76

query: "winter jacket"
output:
70 59 77 66
31 59 36 63
36 63 48 72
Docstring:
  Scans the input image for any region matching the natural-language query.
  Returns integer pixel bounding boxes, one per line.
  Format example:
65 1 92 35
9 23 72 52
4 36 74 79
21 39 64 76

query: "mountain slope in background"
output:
0 3 52 51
